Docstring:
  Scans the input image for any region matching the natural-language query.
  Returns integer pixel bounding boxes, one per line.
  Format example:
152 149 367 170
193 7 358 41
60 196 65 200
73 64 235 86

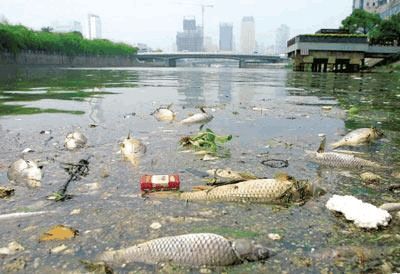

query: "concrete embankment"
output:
0 51 164 67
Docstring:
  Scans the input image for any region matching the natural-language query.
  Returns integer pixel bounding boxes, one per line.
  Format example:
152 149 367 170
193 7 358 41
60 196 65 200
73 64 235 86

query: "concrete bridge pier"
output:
167 59 176 67
239 59 246 68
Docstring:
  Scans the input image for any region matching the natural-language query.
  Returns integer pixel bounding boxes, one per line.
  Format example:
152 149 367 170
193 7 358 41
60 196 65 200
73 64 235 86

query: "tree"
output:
41 26 53 33
370 13 400 44
341 9 382 34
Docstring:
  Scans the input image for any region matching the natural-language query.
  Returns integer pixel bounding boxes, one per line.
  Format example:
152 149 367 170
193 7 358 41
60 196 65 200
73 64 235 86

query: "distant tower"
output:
88 14 102 40
240 16 256 54
176 17 203 52
219 23 233 52
275 24 290 55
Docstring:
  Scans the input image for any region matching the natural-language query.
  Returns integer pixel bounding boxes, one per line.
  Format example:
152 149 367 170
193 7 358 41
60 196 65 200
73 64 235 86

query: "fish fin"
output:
238 172 258 180
274 172 291 181
317 137 326 153
200 107 206 113
192 185 214 191
167 103 173 110
127 132 131 139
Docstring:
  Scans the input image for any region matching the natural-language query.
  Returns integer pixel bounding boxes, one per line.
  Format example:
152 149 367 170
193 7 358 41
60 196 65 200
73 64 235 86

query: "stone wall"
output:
0 51 143 67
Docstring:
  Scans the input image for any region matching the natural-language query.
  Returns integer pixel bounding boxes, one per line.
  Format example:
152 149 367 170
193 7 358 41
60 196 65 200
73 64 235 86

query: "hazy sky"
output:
0 0 352 50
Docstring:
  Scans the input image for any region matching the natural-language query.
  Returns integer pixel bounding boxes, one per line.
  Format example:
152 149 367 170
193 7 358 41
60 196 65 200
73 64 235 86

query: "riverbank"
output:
0 51 143 67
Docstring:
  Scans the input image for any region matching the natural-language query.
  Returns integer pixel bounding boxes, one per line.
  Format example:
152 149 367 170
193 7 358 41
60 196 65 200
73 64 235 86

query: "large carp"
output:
306 137 382 169
150 174 324 205
331 128 383 149
98 233 269 267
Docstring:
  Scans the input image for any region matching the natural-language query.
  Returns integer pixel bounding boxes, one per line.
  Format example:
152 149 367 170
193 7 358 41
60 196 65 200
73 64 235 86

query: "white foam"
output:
326 195 392 229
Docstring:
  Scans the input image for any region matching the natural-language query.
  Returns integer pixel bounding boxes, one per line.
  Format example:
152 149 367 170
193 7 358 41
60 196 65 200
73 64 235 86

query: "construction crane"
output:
173 1 214 50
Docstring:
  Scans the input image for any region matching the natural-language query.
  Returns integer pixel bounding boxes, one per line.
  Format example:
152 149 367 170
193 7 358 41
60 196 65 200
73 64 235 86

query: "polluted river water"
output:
0 66 399 273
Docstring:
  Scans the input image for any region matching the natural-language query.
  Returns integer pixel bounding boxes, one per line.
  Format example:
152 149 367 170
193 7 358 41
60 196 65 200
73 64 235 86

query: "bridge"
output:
135 52 286 68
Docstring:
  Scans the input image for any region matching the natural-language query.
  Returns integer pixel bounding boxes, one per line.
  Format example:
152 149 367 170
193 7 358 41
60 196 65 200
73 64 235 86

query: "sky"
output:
0 0 352 51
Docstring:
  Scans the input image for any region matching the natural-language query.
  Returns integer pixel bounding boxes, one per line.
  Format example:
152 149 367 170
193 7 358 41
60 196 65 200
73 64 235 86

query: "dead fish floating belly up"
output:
120 133 146 166
98 233 269 267
331 128 383 149
64 131 87 150
7 159 42 187
306 137 383 169
181 108 213 125
180 177 323 204
152 104 176 122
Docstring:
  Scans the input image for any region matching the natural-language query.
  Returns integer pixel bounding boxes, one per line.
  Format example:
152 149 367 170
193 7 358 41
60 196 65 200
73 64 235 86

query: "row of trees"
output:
341 10 400 45
0 23 138 56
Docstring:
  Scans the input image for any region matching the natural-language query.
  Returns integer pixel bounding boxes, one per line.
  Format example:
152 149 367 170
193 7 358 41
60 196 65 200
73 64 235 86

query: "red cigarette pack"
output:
140 174 180 192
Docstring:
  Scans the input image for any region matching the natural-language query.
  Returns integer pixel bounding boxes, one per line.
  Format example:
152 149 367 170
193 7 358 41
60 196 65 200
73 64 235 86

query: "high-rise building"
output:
352 0 400 18
88 14 102 40
52 21 82 33
275 24 290 55
240 16 256 54
176 17 203 52
219 23 233 52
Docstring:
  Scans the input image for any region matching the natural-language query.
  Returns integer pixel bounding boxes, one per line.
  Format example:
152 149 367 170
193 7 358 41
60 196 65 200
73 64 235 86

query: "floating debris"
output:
150 222 162 230
321 106 332 111
98 233 269 267
180 128 232 156
81 260 113 274
50 244 68 254
326 195 391 229
21 148 34 153
267 233 282 241
7 159 42 187
202 155 219 161
261 159 289 169
64 131 87 150
48 158 90 201
0 187 15 199
0 241 24 256
181 108 213 125
123 112 136 119
39 225 78 241
331 128 383 149
120 133 146 166
360 172 382 184
0 211 55 221
306 137 382 169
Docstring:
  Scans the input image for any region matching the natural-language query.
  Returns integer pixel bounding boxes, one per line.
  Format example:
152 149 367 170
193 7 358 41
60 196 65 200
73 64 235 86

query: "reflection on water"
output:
0 67 399 273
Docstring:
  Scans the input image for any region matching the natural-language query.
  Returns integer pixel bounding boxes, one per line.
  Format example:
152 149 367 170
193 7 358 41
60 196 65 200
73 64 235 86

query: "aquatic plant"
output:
180 128 232 155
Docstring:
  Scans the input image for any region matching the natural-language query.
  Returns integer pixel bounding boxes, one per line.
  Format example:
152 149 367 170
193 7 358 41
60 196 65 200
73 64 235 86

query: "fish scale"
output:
180 179 298 203
98 233 240 266
308 151 382 169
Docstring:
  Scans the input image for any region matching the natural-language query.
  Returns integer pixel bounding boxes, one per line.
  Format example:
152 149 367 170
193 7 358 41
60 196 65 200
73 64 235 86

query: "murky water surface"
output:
0 66 399 273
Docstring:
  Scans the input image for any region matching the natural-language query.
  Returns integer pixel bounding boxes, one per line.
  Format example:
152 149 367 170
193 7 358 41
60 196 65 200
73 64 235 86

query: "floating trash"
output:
261 159 289 169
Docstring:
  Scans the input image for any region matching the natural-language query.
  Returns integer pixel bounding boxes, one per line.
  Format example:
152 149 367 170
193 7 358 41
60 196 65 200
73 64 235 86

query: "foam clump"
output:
326 195 392 229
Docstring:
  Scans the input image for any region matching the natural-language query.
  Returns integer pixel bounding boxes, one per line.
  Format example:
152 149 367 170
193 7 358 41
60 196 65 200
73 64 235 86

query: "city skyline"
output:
0 0 352 51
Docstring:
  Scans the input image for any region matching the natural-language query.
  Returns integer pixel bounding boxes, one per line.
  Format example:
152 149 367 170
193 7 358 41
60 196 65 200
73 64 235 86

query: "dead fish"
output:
151 174 324 205
379 203 400 212
306 137 383 169
152 104 176 122
98 233 269 267
206 168 258 186
7 159 42 187
181 108 213 125
331 128 383 149
120 133 146 166
64 131 87 150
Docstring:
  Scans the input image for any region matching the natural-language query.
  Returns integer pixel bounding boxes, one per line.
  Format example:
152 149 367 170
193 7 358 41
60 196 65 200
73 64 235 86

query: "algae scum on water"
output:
0 67 399 273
